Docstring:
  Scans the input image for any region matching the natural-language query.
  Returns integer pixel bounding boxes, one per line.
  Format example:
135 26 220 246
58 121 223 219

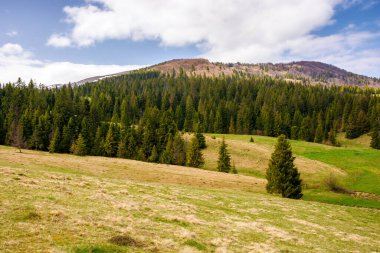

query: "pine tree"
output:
314 123 324 143
172 133 186 165
117 139 127 158
217 138 231 173
266 135 302 199
148 145 159 162
104 125 118 157
71 133 87 156
160 135 174 164
195 128 207 149
328 129 339 147
186 137 204 168
60 125 72 153
370 126 380 149
48 127 60 153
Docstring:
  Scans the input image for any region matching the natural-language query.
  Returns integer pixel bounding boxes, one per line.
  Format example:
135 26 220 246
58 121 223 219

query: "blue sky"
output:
1 0 380 84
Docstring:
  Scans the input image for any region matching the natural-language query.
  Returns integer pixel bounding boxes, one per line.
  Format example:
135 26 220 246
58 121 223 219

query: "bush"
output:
108 235 143 247
324 174 352 194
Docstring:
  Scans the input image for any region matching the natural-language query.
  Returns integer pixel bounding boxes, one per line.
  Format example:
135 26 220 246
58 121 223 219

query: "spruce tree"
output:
71 133 87 156
195 128 207 149
266 135 302 199
186 137 204 168
160 135 174 164
148 145 159 162
370 126 380 149
60 125 72 153
314 123 324 143
49 127 61 153
117 139 127 158
217 138 231 173
104 125 118 157
172 133 186 165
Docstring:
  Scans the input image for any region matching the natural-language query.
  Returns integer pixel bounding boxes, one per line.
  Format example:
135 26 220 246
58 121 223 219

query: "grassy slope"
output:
205 133 380 208
0 146 379 252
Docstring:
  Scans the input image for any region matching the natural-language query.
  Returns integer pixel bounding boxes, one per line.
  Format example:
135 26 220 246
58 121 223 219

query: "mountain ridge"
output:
76 58 380 87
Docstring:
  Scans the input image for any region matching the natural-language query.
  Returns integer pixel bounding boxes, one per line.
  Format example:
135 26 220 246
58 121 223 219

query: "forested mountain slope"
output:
1 71 379 161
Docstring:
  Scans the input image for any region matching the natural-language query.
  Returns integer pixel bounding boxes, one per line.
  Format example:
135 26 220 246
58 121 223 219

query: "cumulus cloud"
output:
6 30 18 37
0 43 142 85
45 0 380 77
47 34 72 47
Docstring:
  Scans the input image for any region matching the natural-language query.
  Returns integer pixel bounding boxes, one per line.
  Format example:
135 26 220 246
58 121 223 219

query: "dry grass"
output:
1 160 379 252
198 135 344 188
0 146 265 193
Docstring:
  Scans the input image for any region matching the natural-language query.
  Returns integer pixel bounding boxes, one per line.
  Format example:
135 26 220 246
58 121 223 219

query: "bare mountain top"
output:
77 58 380 86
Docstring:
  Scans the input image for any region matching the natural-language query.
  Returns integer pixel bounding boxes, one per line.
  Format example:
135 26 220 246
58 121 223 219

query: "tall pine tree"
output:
266 135 302 199
186 137 204 168
217 138 231 173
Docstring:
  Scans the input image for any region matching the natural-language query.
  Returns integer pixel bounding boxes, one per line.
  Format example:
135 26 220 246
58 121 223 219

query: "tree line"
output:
0 71 379 159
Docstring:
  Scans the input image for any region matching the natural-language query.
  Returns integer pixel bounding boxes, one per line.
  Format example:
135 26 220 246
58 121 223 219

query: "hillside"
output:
1 134 380 252
77 59 380 86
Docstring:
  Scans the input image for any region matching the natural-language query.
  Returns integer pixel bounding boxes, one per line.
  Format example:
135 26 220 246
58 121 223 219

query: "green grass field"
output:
1 147 379 252
1 133 380 252
206 133 380 208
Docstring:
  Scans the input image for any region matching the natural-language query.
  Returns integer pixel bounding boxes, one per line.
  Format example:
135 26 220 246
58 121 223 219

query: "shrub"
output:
108 235 143 247
324 174 352 194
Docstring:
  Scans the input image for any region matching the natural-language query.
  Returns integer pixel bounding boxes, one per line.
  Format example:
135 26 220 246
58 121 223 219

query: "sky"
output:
1 0 380 84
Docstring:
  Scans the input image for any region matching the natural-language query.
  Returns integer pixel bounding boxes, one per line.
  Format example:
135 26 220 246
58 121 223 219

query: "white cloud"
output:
45 0 380 77
47 34 72 47
6 30 18 37
0 43 142 85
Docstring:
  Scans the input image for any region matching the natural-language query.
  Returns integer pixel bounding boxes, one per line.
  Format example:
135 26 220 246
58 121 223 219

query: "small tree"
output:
266 135 302 199
71 133 87 156
148 145 159 162
217 138 231 173
370 126 380 149
186 137 204 168
49 127 60 153
117 139 127 158
195 127 207 149
104 125 118 157
172 133 186 165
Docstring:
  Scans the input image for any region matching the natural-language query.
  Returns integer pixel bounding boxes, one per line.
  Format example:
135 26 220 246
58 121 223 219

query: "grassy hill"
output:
1 134 380 252
204 133 380 208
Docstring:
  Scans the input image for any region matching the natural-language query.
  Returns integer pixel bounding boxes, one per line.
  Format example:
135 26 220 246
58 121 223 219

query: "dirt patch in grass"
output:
24 211 41 221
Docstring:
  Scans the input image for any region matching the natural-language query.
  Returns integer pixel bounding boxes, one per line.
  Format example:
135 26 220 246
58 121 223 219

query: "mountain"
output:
77 58 380 86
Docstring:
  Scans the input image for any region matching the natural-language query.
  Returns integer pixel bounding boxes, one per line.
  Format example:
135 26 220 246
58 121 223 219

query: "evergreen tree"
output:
60 125 72 153
148 145 159 162
328 129 339 147
160 135 174 164
314 123 324 143
93 126 105 156
48 127 60 153
71 133 87 156
266 135 303 199
186 137 204 168
217 138 231 173
104 125 118 157
117 139 127 158
370 126 380 149
195 127 207 149
172 133 186 165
